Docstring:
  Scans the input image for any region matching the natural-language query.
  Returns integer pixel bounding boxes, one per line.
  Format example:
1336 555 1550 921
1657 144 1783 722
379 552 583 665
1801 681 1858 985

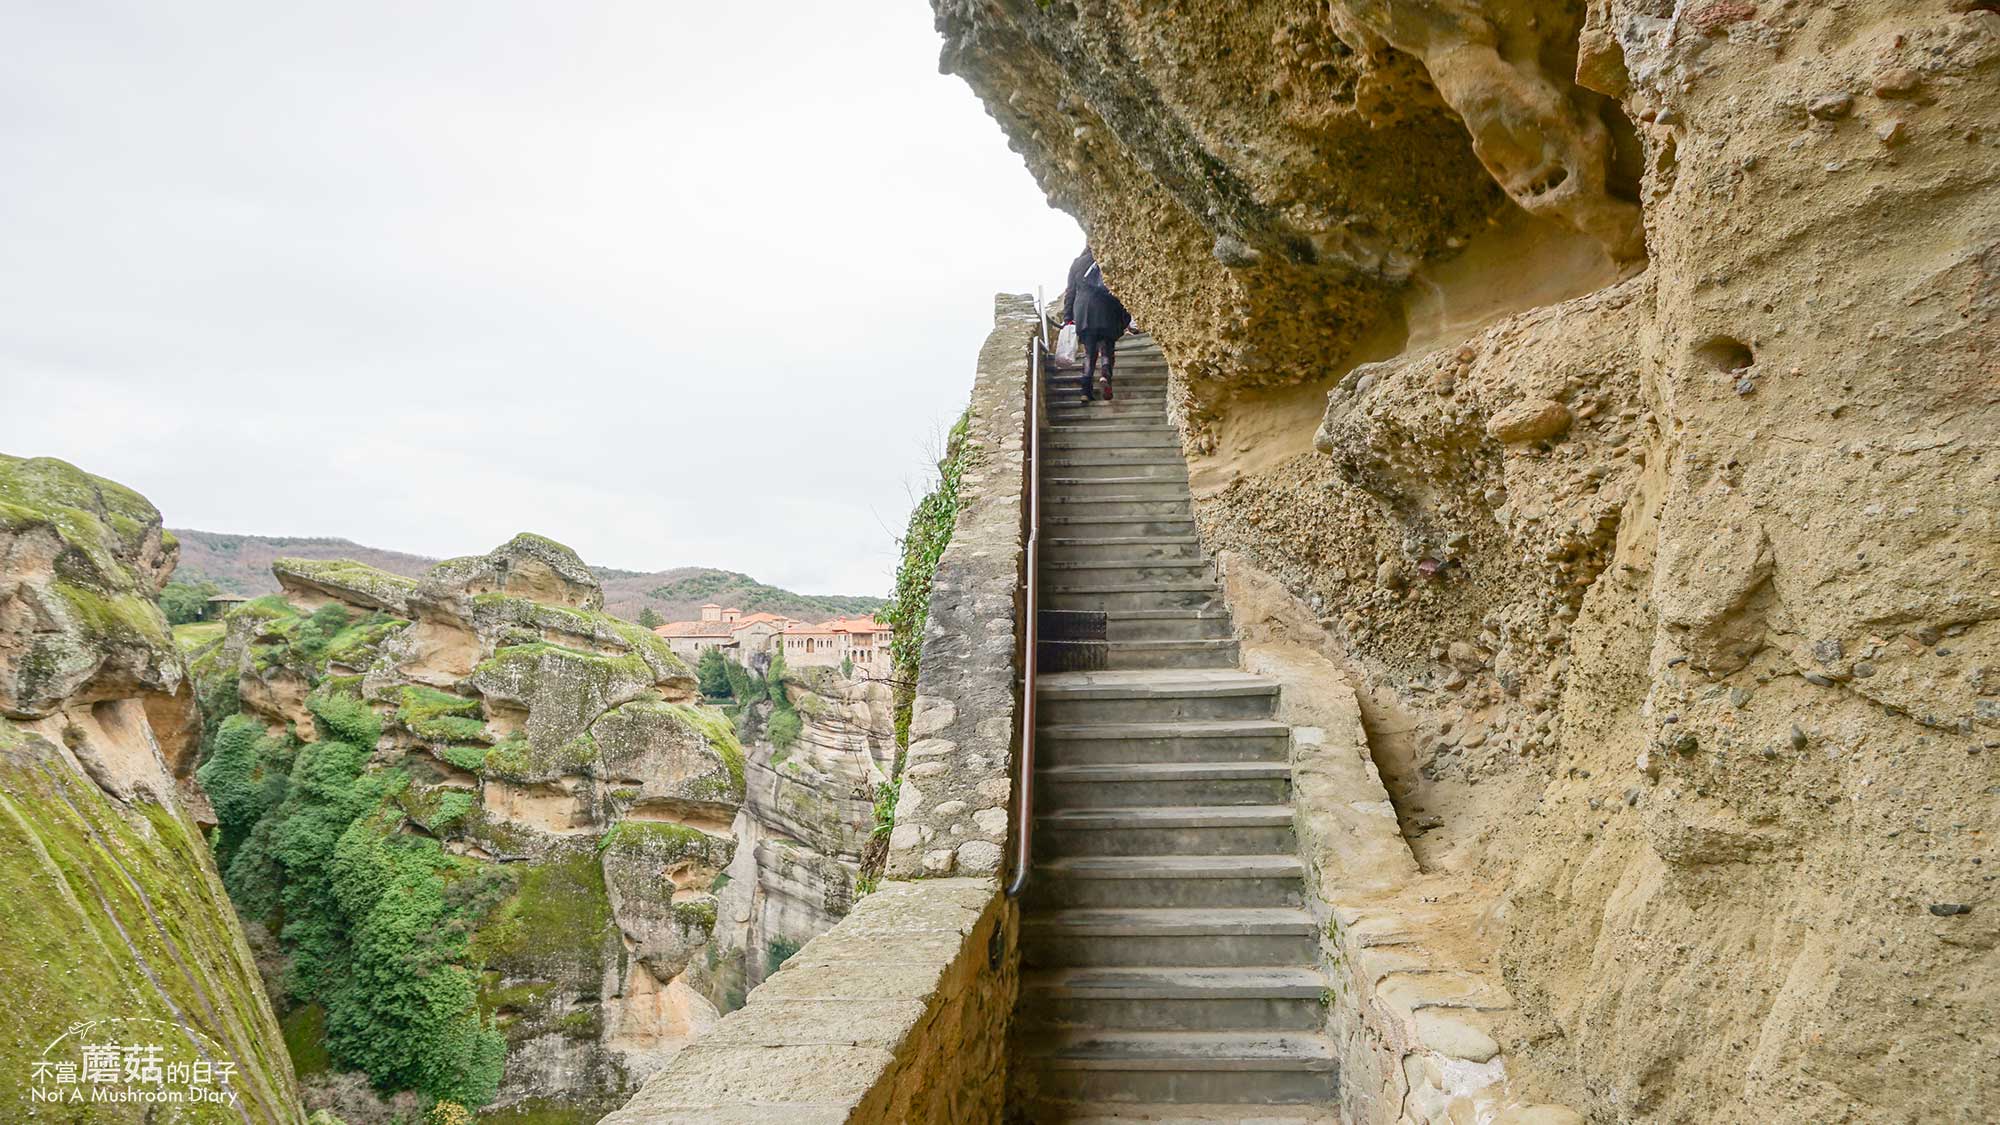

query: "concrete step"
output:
1042 637 1239 671
1020 970 1326 1034
1037 719 1289 765
1043 584 1218 614
1045 459 1189 480
1026 1101 1337 1124
1047 432 1180 453
1044 497 1195 522
1023 906 1316 938
1023 1031 1338 1105
1045 395 1171 412
1043 514 1199 537
1043 558 1209 585
1043 382 1168 401
1027 854 1305 909
1045 477 1191 499
1036 804 1295 857
1102 610 1235 642
1037 671 1277 724
1046 368 1168 384
1046 412 1175 428
1047 401 1172 421
1040 762 1292 810
1044 442 1189 464
1042 537 1203 565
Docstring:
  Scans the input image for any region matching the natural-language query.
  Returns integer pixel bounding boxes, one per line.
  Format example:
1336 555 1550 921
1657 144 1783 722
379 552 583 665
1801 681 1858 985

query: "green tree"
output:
766 648 790 709
159 578 221 624
722 657 757 705
291 603 353 667
767 708 801 751
205 691 509 1107
197 715 287 865
697 647 731 698
637 606 664 628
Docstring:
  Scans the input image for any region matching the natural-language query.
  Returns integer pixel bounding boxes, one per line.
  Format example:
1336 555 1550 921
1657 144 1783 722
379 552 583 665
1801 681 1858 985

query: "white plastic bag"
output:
1055 323 1079 364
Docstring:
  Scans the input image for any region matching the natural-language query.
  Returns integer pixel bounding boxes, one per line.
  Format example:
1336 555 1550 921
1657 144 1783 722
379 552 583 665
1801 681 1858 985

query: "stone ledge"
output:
602 877 1011 1124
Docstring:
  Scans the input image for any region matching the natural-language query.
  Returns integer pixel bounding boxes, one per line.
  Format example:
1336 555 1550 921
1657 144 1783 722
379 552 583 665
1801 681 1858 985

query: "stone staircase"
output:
1015 337 1338 1122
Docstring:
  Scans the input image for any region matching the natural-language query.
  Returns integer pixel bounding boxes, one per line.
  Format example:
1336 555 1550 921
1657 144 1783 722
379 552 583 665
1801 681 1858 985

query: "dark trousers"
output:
1081 330 1116 397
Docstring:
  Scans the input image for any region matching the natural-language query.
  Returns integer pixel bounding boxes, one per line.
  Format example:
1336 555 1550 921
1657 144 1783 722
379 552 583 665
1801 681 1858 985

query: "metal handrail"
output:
1006 289 1052 899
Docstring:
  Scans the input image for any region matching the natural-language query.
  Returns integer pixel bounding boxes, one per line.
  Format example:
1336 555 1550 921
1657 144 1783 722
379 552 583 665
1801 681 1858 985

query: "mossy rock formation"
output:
0 452 303 1121
190 533 743 1115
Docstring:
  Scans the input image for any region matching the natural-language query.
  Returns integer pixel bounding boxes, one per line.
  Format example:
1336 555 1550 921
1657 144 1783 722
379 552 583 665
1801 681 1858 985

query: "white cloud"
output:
0 0 1080 595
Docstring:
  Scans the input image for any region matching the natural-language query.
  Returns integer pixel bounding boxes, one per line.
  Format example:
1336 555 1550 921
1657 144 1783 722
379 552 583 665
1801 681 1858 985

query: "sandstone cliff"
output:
189 536 743 1121
702 668 898 1008
0 453 304 1122
935 2 1997 1120
192 534 890 1122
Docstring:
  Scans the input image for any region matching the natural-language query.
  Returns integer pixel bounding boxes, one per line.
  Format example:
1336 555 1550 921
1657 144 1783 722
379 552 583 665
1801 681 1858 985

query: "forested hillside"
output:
170 529 881 623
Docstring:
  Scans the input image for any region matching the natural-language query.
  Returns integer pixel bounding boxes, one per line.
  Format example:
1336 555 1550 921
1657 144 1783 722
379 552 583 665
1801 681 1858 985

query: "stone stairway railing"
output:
600 294 1041 1124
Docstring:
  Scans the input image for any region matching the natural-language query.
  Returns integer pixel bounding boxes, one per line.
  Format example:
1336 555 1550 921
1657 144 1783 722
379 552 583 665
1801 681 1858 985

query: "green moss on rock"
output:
273 557 419 614
596 820 732 868
0 719 303 1120
472 843 614 988
398 685 490 744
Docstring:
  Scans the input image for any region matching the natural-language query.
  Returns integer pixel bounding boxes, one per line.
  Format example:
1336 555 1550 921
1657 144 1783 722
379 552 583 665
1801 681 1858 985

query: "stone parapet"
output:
599 878 1012 1124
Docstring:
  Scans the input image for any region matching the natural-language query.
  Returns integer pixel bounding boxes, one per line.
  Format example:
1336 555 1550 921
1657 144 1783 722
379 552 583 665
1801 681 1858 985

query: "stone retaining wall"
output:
605 295 1036 1124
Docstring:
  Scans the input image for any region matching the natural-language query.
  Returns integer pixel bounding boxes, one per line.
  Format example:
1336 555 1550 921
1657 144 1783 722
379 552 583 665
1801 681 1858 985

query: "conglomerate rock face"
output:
0 454 304 1121
935 1 1998 1120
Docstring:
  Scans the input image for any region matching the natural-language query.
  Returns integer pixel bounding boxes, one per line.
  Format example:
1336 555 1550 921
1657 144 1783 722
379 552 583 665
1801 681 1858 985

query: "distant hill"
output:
170 532 435 594
168 529 884 625
643 570 886 623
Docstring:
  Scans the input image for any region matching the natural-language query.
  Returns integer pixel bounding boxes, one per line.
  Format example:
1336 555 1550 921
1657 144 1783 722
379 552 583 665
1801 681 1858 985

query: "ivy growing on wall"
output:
879 408 973 695
857 408 975 894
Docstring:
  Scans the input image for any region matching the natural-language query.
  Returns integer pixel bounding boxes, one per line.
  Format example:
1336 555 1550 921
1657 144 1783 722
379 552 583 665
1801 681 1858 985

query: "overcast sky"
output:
0 1 1080 596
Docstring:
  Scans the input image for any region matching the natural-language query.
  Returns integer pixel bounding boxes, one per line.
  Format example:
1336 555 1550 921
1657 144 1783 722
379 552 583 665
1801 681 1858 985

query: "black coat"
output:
1061 250 1131 338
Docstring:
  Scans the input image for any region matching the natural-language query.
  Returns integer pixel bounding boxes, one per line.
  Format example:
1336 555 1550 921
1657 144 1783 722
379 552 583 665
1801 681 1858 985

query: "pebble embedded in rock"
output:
1808 92 1854 119
1376 559 1406 590
1872 67 1922 97
1487 399 1572 443
1211 235 1261 268
1927 903 1971 917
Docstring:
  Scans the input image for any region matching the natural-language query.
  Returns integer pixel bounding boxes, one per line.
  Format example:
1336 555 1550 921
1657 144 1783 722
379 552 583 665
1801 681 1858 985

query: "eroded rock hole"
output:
1696 335 1755 372
1528 164 1571 198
